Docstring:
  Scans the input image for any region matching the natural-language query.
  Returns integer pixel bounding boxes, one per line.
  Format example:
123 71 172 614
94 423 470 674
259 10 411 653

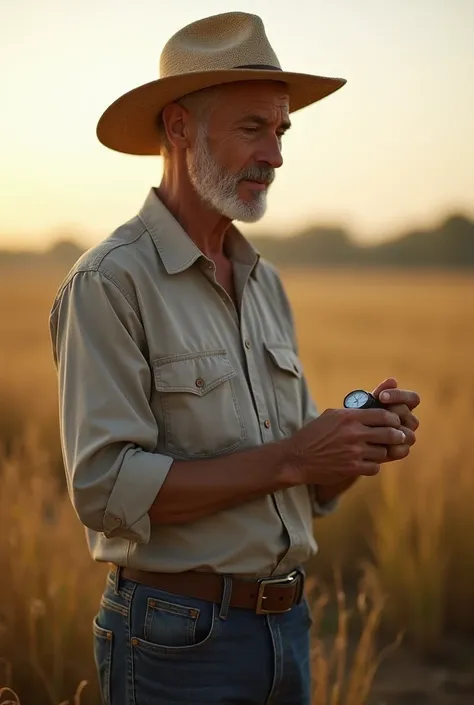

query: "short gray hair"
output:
157 85 223 157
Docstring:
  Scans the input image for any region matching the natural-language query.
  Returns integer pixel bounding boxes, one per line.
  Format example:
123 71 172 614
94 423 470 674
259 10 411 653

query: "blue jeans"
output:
93 568 312 704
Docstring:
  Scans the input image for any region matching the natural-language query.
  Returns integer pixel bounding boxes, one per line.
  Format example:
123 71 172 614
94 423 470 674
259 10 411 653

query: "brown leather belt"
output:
113 565 304 615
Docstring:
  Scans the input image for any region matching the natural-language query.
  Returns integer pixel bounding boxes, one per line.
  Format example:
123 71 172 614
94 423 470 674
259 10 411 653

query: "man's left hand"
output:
372 377 420 462
314 377 420 505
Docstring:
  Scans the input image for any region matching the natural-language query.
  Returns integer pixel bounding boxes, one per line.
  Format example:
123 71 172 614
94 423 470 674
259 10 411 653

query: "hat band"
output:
234 64 282 71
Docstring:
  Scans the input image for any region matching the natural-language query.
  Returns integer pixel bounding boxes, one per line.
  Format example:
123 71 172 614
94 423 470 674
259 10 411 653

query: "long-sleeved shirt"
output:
49 187 336 578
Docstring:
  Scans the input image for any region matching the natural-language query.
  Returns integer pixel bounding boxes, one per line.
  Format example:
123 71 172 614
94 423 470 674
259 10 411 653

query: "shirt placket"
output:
271 494 307 575
241 277 305 576
202 258 305 576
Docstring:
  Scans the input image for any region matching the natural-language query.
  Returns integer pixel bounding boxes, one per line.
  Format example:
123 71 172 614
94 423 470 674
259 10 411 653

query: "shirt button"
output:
195 378 204 388
244 339 251 349
264 419 271 429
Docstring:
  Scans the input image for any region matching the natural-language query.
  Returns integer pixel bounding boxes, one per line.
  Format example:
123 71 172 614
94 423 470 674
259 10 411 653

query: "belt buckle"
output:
255 570 301 615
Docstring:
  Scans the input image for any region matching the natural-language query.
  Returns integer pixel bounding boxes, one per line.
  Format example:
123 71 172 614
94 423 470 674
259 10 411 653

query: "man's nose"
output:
256 136 284 169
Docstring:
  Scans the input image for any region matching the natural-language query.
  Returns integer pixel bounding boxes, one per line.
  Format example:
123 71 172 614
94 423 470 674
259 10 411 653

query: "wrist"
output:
276 437 306 488
316 477 358 503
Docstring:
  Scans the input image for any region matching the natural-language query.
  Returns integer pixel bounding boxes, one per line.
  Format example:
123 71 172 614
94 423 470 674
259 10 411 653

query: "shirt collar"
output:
138 188 260 278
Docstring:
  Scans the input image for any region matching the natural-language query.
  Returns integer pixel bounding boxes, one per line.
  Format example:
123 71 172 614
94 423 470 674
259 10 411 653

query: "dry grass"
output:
1 265 473 703
309 568 403 705
288 270 474 639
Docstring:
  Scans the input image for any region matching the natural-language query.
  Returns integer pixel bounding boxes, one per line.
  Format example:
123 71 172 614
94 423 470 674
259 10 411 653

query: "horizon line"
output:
1 207 472 254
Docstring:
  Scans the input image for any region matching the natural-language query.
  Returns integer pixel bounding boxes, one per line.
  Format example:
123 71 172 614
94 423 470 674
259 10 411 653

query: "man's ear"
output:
161 102 192 150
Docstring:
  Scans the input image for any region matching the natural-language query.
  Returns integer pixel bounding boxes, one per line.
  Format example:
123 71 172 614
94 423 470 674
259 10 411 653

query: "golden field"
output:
1 265 474 704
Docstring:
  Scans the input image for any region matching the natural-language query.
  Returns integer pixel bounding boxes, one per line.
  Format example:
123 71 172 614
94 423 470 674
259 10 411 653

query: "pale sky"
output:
2 0 473 250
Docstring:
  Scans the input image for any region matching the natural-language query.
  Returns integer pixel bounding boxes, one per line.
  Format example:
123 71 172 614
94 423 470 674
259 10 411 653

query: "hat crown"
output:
160 12 281 78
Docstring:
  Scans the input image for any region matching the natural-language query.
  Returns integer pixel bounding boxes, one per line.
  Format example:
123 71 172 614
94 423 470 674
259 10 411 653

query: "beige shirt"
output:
49 188 336 578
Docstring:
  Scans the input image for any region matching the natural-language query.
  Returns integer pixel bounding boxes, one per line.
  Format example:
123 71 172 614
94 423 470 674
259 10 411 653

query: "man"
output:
49 11 420 705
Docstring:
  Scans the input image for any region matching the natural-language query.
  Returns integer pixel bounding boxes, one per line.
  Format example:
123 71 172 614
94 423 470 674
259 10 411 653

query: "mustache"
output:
238 164 275 185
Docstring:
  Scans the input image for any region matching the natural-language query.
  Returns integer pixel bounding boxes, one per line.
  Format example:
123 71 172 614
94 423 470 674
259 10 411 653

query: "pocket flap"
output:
265 344 302 378
153 351 237 396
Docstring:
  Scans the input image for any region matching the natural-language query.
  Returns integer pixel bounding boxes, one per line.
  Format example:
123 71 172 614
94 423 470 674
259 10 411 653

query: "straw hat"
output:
96 11 346 156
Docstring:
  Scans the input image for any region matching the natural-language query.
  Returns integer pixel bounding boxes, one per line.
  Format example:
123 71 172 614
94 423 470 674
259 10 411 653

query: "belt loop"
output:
295 567 305 604
218 575 233 621
113 564 121 595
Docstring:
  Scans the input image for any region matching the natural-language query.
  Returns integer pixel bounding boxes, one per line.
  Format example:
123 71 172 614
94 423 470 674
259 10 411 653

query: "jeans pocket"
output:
93 615 113 705
144 596 200 646
132 587 219 655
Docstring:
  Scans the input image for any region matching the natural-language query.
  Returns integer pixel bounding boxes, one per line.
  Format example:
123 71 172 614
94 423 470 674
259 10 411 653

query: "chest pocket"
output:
265 343 304 436
153 350 246 458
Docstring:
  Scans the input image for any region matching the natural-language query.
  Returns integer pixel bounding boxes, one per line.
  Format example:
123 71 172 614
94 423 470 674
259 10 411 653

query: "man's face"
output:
186 82 290 223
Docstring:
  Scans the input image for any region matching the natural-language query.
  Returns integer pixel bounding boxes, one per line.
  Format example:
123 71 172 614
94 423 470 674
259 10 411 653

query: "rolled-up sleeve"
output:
49 269 173 544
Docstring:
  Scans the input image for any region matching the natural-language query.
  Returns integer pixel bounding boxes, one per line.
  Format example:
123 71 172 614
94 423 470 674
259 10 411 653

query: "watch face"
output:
344 390 370 409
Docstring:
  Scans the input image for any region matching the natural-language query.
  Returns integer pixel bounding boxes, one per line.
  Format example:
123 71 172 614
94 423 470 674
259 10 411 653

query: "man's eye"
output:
243 126 258 133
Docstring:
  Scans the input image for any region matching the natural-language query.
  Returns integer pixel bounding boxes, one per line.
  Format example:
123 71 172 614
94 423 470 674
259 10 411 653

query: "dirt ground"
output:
311 590 474 705
367 636 474 705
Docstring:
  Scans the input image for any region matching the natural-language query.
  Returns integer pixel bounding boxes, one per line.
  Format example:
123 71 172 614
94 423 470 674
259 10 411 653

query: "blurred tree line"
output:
251 214 474 268
1 213 473 269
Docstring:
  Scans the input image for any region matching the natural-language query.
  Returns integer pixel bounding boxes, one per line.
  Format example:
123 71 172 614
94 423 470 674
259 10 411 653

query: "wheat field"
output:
1 265 474 704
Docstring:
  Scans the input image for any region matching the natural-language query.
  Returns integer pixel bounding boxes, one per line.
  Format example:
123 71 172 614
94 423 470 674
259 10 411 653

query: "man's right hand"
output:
287 408 406 485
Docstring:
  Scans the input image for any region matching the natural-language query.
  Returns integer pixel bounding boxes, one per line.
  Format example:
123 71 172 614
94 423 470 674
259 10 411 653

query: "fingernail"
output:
399 431 406 443
380 392 390 402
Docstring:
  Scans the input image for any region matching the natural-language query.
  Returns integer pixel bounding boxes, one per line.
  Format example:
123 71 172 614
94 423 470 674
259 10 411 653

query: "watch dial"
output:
345 390 370 409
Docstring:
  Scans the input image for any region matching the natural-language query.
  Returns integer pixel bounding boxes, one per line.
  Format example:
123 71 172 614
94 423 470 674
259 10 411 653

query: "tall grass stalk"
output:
369 381 474 653
0 434 105 703
310 568 402 705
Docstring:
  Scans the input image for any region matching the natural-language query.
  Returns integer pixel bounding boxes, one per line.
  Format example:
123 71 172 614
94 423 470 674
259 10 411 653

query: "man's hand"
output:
288 406 406 487
372 377 420 462
310 377 420 506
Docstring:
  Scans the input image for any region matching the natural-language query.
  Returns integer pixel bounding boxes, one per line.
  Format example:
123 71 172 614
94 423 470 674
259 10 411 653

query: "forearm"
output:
149 440 297 525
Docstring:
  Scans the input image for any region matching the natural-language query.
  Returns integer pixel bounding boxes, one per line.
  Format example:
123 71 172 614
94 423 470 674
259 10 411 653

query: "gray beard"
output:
187 125 269 223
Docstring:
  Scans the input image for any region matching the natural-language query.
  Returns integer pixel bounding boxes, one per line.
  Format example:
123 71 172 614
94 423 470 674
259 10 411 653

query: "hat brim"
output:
96 69 346 155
